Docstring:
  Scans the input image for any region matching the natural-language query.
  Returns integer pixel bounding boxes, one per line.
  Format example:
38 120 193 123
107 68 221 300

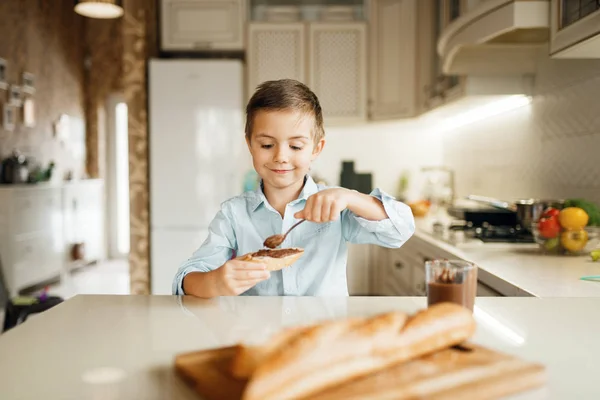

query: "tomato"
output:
542 207 560 219
560 229 589 253
559 207 589 230
537 216 560 239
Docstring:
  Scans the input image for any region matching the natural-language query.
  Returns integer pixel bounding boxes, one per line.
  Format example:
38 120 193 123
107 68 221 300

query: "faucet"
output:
420 166 455 206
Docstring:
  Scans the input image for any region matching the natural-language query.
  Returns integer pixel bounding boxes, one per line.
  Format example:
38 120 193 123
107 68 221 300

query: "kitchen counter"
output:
413 214 600 297
0 295 598 399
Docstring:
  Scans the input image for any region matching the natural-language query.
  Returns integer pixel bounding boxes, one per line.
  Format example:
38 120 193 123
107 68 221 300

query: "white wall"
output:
314 49 600 206
311 119 444 201
442 50 600 204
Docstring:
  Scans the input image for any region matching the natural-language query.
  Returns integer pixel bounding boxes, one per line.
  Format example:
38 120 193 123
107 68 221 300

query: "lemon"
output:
558 207 589 230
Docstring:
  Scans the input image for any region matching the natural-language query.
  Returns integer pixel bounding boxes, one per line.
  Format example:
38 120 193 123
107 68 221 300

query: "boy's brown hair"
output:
245 79 325 144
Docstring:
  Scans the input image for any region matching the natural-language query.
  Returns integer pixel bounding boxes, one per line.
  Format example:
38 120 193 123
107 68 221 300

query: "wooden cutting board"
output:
174 343 546 400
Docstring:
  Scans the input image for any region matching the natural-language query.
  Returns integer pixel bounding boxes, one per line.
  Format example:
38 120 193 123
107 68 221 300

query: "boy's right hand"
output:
215 259 270 295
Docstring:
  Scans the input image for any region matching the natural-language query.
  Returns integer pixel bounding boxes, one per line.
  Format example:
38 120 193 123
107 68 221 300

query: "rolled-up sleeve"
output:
342 188 415 248
172 201 237 295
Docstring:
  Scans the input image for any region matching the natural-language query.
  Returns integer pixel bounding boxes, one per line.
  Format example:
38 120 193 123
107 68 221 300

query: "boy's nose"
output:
273 146 289 163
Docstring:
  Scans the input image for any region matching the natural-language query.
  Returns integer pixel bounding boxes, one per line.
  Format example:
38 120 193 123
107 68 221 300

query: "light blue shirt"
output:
172 175 415 296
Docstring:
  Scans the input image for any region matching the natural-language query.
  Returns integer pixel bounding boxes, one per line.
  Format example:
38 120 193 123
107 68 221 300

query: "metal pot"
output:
466 195 564 231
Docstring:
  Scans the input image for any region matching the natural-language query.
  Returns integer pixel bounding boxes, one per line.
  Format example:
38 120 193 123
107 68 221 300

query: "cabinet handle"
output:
193 41 212 49
394 262 404 269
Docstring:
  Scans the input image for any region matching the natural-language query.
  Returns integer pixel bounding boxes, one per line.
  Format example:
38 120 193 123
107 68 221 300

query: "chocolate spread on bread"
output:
251 248 302 258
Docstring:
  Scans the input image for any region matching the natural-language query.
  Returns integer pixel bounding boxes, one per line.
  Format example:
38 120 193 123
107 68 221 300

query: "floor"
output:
47 258 130 299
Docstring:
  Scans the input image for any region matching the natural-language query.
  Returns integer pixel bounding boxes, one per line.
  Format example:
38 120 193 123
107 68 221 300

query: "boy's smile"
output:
247 109 325 205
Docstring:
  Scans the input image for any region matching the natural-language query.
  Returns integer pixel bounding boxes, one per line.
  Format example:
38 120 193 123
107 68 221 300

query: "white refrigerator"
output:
149 59 251 294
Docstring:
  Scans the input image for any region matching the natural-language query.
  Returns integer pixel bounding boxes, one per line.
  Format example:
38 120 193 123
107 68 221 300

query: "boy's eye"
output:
290 145 303 151
261 144 273 149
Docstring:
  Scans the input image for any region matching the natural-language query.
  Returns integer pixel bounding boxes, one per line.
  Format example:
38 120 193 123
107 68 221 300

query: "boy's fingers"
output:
233 261 267 270
294 210 304 219
234 270 270 280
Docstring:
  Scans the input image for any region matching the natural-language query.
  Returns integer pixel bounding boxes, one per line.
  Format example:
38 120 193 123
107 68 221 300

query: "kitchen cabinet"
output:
0 186 63 297
368 0 418 119
62 180 106 266
368 0 449 119
247 23 306 96
0 180 106 297
549 0 600 58
422 0 464 112
247 21 367 124
346 243 371 295
160 0 245 51
368 244 387 295
309 23 367 124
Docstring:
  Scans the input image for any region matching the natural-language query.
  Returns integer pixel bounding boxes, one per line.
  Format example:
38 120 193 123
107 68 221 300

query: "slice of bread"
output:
237 248 304 271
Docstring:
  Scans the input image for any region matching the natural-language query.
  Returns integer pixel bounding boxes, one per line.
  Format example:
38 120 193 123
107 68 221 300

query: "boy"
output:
172 79 415 297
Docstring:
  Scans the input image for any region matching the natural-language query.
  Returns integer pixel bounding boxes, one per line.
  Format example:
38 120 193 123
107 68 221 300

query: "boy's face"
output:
247 109 325 192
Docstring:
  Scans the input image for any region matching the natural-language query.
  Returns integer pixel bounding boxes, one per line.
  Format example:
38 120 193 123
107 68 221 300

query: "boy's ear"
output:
311 138 326 160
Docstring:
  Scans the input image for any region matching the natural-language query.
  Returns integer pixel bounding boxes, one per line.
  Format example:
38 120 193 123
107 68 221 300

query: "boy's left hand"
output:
294 188 352 223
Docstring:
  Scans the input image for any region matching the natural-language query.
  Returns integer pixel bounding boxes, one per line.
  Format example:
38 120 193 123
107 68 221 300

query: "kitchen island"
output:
0 295 598 399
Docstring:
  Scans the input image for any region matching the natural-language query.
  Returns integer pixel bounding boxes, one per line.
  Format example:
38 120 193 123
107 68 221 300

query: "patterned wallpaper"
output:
0 0 86 180
442 48 600 206
123 0 157 295
84 18 124 179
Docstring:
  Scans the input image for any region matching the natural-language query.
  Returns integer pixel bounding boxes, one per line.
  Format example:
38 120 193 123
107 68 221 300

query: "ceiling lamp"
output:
74 0 124 19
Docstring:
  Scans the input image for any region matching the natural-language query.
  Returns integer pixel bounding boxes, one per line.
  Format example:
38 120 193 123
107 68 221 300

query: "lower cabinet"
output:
0 180 105 297
368 235 507 297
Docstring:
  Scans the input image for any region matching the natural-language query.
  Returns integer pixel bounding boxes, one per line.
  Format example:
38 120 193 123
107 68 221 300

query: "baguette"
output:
240 303 476 400
237 248 304 271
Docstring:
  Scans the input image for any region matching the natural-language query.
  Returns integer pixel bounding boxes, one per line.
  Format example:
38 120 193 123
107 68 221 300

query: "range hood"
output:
437 0 550 75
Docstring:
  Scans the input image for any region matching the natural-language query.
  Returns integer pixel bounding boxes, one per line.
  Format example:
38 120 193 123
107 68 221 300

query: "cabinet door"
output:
368 245 387 295
385 249 413 294
247 23 306 98
308 23 367 124
160 0 245 51
550 0 600 58
368 0 417 119
347 244 370 295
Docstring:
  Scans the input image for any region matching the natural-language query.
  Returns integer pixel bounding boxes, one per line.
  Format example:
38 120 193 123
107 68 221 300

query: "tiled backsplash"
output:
442 49 600 205
312 120 443 199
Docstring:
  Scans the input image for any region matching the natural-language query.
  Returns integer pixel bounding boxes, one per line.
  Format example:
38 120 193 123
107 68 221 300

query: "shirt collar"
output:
249 175 318 212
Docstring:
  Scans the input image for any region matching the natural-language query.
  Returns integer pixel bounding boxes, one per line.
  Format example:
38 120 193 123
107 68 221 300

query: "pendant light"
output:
74 0 124 19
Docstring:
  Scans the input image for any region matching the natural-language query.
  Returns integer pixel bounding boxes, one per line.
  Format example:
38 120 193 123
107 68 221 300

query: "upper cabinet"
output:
368 0 418 119
160 0 246 51
247 21 367 125
308 23 367 124
247 23 306 96
549 0 600 58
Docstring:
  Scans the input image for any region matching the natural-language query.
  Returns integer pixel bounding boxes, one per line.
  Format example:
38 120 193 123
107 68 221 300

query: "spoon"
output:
263 220 306 249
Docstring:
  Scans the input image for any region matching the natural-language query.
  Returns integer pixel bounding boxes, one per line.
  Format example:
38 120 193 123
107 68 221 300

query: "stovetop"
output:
449 222 535 244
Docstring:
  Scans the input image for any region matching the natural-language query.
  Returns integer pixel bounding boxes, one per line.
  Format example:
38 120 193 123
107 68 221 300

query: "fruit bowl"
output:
531 205 600 255
532 225 600 255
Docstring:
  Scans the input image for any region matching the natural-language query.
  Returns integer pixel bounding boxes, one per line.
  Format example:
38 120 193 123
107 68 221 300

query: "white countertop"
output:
0 295 599 399
413 214 600 297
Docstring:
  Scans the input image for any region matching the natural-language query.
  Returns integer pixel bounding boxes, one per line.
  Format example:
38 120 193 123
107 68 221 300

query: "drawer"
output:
386 250 412 290
383 274 410 296
412 263 427 296
13 235 62 283
12 189 62 235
